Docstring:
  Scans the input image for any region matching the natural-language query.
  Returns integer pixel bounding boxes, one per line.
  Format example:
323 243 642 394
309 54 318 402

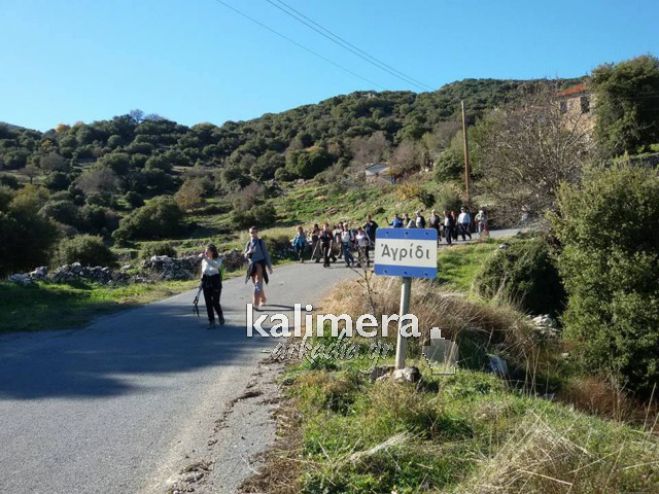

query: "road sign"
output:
373 228 438 279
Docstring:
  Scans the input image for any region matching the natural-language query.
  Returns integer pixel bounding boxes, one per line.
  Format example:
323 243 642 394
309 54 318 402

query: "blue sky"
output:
1 0 657 131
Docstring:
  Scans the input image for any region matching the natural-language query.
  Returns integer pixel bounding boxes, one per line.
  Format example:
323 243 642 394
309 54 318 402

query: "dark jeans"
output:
321 244 332 267
445 226 453 245
459 223 472 241
295 245 305 262
342 242 354 266
202 274 223 323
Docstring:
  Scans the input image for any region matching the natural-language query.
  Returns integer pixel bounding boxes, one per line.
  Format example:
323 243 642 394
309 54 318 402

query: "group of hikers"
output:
195 206 488 328
291 206 489 267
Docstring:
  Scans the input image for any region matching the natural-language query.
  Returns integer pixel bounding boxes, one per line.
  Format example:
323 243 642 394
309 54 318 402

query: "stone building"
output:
557 82 596 135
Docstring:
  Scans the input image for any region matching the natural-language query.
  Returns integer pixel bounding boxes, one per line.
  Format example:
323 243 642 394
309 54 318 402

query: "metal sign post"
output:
395 277 412 369
373 228 438 369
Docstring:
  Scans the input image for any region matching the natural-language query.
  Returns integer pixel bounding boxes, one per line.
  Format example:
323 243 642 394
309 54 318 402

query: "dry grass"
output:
458 412 659 494
318 275 549 380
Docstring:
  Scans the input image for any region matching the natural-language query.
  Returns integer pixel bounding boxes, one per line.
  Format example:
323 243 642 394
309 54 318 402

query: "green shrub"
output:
0 191 58 276
140 242 177 259
112 196 187 243
551 165 659 397
39 200 80 226
474 236 566 316
434 148 463 181
274 167 296 182
231 204 276 229
123 191 144 208
55 235 117 267
434 182 463 211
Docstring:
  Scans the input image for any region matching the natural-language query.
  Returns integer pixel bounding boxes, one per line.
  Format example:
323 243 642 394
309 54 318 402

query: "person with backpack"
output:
291 226 307 262
355 227 371 268
244 226 273 307
403 213 415 228
310 223 321 263
415 210 426 229
429 209 441 243
198 243 224 328
388 214 404 228
363 214 379 263
319 223 334 268
340 223 355 267
475 208 489 239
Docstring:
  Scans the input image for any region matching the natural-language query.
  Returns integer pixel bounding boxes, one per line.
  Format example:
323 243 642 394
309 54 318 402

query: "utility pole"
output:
461 100 471 203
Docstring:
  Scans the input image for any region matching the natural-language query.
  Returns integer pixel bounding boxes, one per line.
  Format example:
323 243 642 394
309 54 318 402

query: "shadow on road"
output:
0 299 272 400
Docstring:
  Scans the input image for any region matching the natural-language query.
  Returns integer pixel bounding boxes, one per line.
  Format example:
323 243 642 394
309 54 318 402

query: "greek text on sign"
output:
374 228 438 279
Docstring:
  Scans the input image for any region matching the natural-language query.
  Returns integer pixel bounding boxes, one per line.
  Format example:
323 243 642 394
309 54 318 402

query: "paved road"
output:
0 262 356 494
0 228 520 494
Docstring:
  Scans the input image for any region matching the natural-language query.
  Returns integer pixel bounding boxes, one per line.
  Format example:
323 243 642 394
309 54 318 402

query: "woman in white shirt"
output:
199 244 224 328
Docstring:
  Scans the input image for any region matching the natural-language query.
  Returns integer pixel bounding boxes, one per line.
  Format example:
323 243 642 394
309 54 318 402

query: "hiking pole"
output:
192 282 202 318
309 240 319 261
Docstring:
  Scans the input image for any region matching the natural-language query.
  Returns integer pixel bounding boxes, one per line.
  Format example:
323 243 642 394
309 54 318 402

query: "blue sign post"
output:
373 228 438 369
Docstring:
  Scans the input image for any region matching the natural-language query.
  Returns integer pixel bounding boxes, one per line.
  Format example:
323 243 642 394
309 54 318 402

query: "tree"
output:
174 178 206 210
349 131 389 165
592 55 659 156
475 88 593 222
550 164 659 397
112 196 186 242
75 165 120 196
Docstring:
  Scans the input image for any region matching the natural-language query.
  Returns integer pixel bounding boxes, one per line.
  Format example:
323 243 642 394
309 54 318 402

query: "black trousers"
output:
321 244 332 267
202 274 223 322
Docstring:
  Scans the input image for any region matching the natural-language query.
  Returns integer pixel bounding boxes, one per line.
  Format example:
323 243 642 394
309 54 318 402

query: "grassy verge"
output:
242 246 658 493
436 241 498 292
248 355 658 494
0 279 198 333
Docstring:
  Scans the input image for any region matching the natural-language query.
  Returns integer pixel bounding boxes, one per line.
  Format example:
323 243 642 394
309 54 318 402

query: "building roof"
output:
557 83 588 98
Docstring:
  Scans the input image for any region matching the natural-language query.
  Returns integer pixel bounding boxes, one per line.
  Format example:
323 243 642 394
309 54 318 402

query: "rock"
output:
498 243 509 250
30 266 48 279
487 354 508 377
9 273 32 285
71 262 82 273
392 366 421 383
369 365 394 382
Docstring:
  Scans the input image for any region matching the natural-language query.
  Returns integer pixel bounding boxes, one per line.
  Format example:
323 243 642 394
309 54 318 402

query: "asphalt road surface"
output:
0 261 356 494
0 229 519 494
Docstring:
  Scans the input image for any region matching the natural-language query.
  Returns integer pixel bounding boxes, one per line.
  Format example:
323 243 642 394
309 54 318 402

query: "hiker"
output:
319 223 334 268
333 223 343 260
443 210 455 245
341 223 355 267
363 214 379 262
415 210 426 229
244 226 273 307
388 214 404 228
291 226 307 262
429 209 441 242
403 213 415 228
198 243 224 328
310 223 321 263
450 211 459 240
355 227 371 267
476 208 489 238
458 207 472 241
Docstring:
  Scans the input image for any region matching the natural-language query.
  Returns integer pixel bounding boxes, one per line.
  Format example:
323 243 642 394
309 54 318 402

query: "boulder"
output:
9 273 32 286
392 366 421 383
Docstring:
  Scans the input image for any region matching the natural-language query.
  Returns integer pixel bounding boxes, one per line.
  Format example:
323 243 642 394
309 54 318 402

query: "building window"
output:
559 101 567 114
580 95 590 113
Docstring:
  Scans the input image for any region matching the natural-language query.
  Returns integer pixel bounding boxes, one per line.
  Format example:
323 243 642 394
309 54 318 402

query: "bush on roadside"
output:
112 196 187 243
474 236 566 316
550 164 659 397
55 234 117 267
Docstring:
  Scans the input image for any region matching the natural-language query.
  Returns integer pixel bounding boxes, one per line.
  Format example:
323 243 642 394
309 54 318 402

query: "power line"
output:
265 0 433 91
211 0 385 89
